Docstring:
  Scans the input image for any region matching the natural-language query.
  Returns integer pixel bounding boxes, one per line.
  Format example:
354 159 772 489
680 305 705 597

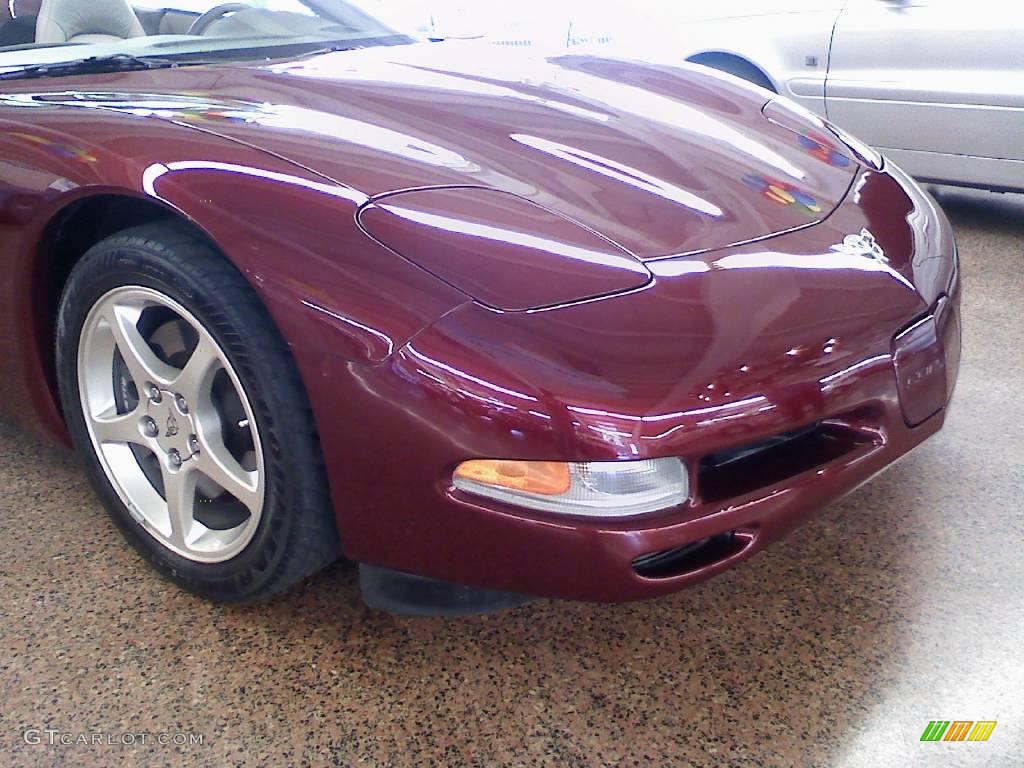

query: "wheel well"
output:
32 195 182 428
686 52 777 93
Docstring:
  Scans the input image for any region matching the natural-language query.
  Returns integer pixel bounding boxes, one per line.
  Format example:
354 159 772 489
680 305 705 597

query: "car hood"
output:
91 43 859 258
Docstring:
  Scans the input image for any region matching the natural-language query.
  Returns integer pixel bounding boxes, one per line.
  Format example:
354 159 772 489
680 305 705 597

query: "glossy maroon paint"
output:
0 42 959 601
359 187 652 311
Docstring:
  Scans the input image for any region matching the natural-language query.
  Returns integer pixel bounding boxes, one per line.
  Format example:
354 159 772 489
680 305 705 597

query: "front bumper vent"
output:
697 421 875 504
632 532 748 579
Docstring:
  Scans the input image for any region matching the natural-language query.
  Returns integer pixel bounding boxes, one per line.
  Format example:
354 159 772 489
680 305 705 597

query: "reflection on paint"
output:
819 354 890 393
548 69 809 181
182 103 480 173
512 134 724 217
379 202 645 271
797 132 851 169
741 171 820 215
7 132 97 163
404 344 538 404
2 91 478 172
283 55 615 124
715 249 915 290
142 160 367 205
568 395 772 427
648 258 712 278
300 300 395 360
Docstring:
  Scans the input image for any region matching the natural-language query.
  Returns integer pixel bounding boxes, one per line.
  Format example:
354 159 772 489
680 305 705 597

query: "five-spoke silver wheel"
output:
77 286 264 563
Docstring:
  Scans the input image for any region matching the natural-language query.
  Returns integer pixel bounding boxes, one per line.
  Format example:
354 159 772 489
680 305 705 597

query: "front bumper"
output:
345 305 956 603
295 168 960 604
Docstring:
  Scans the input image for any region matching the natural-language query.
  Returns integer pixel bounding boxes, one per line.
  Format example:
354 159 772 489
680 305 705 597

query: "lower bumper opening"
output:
697 420 876 504
632 530 753 579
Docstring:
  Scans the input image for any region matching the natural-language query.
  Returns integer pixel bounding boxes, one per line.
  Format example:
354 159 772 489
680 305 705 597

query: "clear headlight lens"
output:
453 458 688 517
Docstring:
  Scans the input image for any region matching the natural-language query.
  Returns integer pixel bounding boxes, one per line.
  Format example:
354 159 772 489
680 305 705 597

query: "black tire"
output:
56 222 340 602
688 54 778 93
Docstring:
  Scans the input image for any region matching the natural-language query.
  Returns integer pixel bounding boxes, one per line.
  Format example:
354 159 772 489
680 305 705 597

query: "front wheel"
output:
56 223 339 601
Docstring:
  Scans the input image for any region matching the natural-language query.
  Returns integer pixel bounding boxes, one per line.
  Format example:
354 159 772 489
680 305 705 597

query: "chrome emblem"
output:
165 415 179 438
904 361 944 390
831 228 888 264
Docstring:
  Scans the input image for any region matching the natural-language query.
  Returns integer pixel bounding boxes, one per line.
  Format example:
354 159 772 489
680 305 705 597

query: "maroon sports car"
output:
0 0 960 614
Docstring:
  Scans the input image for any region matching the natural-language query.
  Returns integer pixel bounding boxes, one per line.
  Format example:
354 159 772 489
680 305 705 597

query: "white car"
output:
353 0 614 49
363 0 1024 192
626 0 1024 193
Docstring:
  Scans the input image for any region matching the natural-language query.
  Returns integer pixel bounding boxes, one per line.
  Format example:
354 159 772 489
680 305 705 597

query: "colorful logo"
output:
920 720 997 742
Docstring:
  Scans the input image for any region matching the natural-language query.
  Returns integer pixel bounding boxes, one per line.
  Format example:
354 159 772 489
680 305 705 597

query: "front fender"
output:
0 100 467 444
144 158 469 366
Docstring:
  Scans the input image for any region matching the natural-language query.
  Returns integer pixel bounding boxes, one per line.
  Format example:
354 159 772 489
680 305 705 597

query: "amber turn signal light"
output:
453 460 571 496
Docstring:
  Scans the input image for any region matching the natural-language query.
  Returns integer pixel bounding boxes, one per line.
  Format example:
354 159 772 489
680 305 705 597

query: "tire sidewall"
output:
56 233 306 600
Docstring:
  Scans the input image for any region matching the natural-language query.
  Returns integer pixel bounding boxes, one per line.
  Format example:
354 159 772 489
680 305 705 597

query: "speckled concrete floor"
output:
1 189 1021 768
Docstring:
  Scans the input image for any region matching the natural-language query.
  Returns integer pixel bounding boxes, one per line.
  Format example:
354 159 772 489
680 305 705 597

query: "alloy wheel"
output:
77 285 264 563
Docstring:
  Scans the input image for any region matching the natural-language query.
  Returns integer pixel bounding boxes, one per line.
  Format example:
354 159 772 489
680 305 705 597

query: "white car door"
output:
826 0 1024 189
610 1 846 115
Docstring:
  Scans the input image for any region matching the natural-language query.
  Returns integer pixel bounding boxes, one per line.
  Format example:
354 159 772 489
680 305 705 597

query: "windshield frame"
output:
0 0 417 73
